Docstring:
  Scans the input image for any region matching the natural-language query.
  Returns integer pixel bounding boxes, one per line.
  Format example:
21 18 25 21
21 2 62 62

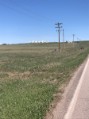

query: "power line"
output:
0 1 54 22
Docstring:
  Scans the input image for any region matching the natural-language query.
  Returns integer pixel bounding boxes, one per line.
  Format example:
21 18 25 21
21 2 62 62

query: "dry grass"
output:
0 41 89 119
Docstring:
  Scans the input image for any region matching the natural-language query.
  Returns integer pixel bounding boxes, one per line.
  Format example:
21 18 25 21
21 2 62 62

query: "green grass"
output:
0 41 89 119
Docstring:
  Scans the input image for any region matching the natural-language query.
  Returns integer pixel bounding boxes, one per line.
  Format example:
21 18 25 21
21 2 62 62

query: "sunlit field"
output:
0 41 89 119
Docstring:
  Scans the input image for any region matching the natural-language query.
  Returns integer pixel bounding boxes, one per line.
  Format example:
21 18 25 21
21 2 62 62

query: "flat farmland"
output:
0 42 89 119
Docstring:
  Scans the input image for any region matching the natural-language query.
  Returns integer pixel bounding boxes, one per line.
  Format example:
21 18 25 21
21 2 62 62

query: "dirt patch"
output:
45 62 61 68
0 71 31 80
8 71 31 79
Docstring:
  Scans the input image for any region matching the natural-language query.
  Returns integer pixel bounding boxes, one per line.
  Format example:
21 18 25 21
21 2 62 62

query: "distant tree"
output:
2 43 7 45
66 41 68 43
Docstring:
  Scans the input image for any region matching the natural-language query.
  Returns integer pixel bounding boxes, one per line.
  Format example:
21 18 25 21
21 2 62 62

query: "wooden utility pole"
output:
73 34 75 42
55 22 62 51
73 34 75 47
63 29 65 48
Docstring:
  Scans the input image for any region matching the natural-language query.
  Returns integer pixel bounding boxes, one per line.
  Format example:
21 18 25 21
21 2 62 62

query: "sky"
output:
0 0 89 44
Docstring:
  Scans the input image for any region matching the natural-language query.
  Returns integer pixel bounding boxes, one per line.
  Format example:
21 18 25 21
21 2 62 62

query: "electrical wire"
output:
0 0 54 22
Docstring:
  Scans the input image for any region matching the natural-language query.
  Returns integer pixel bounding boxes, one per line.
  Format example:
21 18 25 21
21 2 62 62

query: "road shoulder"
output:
45 58 87 119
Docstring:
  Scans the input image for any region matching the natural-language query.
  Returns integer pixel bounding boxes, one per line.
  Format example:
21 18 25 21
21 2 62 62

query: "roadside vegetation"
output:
0 41 89 119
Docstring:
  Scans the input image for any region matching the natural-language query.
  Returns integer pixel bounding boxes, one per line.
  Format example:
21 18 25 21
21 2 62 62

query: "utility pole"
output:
55 22 62 51
63 29 65 48
63 29 64 42
73 34 75 47
73 34 75 42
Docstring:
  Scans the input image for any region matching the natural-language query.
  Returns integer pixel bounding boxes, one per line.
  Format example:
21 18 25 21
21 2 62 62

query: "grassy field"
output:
0 41 89 119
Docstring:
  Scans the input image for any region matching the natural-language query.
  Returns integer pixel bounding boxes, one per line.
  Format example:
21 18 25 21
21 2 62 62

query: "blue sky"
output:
0 0 89 44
